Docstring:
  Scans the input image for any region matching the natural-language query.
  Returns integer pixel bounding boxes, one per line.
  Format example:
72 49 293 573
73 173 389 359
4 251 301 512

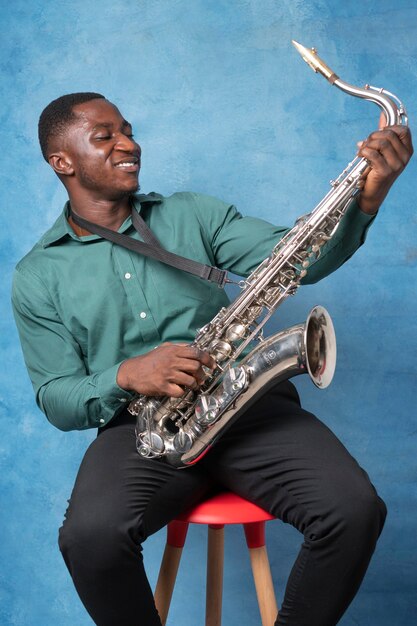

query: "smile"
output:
114 161 139 172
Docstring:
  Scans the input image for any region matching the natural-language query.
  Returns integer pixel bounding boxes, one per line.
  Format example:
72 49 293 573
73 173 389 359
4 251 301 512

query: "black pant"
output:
59 382 386 626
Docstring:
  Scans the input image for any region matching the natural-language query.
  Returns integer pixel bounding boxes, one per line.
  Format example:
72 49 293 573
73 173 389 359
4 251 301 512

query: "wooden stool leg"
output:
244 522 278 626
206 524 224 626
154 521 189 625
248 545 278 626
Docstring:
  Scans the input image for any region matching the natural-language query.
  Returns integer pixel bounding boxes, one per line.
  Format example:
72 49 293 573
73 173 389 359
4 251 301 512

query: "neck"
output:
67 195 132 235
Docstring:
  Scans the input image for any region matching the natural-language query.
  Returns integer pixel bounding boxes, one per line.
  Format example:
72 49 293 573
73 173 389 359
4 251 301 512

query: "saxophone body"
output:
128 42 408 468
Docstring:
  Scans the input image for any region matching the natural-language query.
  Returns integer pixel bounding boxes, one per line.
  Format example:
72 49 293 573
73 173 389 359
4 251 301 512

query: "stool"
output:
154 492 278 626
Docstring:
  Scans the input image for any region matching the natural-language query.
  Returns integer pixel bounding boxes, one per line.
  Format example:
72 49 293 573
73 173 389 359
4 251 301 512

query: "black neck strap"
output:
69 205 228 287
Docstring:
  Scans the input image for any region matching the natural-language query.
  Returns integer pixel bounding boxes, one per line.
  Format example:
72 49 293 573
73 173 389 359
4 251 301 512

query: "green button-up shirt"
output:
12 192 374 431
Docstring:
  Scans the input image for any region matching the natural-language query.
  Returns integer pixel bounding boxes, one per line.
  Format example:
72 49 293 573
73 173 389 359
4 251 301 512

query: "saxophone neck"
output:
333 79 408 127
292 40 408 127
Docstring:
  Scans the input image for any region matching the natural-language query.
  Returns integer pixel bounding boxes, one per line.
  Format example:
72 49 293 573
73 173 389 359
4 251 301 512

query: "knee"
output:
341 484 387 545
308 477 387 549
59 510 141 572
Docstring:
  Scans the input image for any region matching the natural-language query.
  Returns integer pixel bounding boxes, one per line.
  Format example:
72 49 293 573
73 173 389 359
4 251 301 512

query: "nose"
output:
115 133 141 155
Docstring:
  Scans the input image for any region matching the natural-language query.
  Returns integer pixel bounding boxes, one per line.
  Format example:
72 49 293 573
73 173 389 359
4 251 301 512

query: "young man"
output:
12 93 412 625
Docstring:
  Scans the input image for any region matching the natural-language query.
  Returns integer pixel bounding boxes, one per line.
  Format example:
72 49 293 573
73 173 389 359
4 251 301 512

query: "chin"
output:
128 178 140 194
109 181 140 200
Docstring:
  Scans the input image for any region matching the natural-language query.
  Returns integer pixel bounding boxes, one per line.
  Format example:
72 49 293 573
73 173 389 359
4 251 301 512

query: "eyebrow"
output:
91 120 132 131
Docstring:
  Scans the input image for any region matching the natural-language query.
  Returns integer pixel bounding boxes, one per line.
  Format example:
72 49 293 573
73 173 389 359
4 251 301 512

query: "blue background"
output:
1 1 416 624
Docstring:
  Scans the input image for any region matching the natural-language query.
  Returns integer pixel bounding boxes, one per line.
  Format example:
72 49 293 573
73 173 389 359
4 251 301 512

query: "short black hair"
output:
38 92 105 161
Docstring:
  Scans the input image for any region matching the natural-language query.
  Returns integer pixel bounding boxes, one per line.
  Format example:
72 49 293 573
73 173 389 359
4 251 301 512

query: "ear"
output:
48 152 75 176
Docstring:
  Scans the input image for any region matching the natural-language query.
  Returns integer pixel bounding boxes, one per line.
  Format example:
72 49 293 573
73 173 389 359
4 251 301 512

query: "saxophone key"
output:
202 364 214 377
167 390 195 410
292 251 308 263
136 431 165 457
225 323 247 342
195 394 220 425
173 430 193 453
208 339 232 362
281 269 296 281
246 304 263 320
222 366 248 396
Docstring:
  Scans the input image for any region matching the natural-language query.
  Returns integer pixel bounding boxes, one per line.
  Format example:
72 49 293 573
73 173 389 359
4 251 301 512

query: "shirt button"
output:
139 311 147 319
124 272 131 279
99 418 105 424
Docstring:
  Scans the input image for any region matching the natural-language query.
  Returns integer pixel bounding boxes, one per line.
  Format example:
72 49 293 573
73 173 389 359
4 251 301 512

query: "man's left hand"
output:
356 117 413 215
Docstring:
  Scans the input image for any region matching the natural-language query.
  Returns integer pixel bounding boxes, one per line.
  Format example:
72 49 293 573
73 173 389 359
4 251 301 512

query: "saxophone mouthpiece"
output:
292 40 339 84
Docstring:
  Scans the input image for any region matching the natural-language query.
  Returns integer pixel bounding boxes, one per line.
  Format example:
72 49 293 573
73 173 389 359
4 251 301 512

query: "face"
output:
60 99 141 200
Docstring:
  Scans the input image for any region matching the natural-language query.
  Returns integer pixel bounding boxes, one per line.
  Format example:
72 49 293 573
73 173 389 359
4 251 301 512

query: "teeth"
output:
116 162 136 168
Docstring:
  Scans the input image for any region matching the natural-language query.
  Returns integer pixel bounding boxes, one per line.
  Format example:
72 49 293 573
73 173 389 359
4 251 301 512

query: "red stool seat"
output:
177 491 275 524
154 492 278 626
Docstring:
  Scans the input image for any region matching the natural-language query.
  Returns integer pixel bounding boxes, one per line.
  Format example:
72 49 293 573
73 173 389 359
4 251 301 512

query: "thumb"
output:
378 111 388 129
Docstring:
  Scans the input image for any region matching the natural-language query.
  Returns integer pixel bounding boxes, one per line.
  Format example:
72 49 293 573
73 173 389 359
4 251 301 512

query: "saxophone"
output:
128 42 408 468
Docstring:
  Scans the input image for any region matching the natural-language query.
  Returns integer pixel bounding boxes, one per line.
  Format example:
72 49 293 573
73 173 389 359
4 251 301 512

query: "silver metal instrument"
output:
128 41 408 468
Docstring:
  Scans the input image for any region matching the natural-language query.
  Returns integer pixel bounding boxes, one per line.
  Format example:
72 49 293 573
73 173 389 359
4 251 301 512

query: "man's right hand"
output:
116 343 216 398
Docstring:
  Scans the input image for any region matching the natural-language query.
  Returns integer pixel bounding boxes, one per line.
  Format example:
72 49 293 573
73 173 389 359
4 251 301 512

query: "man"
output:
12 92 412 625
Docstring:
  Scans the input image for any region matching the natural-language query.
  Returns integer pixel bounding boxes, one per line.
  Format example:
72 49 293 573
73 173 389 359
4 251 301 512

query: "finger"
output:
188 363 209 384
161 344 204 363
160 342 188 352
376 125 413 155
179 346 216 369
359 126 413 163
358 145 394 177
175 359 212 386
359 136 409 172
174 357 201 372
197 349 217 369
173 345 202 359
174 357 210 379
364 129 411 166
358 164 372 180
168 370 199 389
172 359 206 385
165 383 187 398
388 124 413 154
359 140 405 174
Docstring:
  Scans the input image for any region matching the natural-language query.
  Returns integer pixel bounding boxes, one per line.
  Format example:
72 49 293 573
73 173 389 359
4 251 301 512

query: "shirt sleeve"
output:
300 198 376 284
11 266 134 431
191 193 375 283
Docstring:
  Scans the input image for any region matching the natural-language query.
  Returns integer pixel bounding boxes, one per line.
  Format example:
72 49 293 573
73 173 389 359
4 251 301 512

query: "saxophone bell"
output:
305 305 336 389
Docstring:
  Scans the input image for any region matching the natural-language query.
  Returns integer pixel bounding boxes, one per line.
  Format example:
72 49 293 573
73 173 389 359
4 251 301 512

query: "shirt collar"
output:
41 193 163 248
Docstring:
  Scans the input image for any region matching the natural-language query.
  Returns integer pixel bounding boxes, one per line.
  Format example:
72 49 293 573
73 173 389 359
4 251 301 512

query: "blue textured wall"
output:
1 1 416 624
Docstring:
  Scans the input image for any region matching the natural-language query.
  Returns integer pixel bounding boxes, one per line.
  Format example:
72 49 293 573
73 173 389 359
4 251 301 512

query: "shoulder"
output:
13 209 70 300
12 252 52 318
12 244 51 308
167 191 233 212
146 191 242 245
14 240 47 280
15 207 68 267
143 190 233 212
156 191 240 228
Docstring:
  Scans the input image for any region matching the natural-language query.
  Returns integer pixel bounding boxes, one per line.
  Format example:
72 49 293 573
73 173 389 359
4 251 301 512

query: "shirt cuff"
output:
342 198 377 241
96 362 135 426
